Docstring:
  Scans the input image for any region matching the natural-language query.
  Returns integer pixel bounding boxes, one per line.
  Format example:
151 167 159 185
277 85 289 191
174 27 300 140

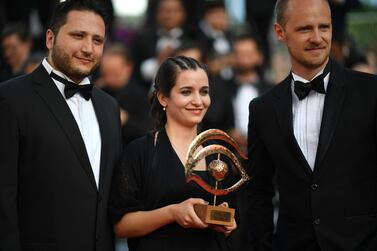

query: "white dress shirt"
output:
199 21 231 55
233 84 259 136
42 58 102 188
291 69 330 170
141 28 184 82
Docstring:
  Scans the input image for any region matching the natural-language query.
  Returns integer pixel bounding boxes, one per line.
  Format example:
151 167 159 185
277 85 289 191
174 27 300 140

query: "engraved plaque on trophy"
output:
184 129 250 226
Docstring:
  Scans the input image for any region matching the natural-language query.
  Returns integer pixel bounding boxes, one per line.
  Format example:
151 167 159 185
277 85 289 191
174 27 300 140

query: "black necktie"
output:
293 62 330 100
50 72 93 100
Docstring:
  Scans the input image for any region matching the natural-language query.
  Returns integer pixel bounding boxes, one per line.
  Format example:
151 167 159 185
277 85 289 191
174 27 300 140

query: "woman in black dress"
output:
110 56 237 251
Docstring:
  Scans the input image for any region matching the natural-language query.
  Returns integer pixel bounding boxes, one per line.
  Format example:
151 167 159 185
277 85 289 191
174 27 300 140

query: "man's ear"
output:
274 23 286 43
46 29 55 50
156 91 168 108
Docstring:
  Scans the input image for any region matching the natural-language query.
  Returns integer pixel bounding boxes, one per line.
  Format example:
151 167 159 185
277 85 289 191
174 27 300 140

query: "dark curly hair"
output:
48 0 111 35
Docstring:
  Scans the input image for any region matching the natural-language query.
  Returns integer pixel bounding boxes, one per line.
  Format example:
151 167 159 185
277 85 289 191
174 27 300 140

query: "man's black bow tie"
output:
50 72 93 100
293 73 326 100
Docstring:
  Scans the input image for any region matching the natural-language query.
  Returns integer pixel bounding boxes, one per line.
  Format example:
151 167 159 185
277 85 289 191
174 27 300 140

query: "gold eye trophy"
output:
184 129 250 226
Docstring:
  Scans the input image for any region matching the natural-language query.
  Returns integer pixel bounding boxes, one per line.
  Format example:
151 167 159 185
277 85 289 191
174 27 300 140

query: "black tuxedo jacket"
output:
202 76 235 132
246 60 377 251
129 27 193 91
0 64 122 251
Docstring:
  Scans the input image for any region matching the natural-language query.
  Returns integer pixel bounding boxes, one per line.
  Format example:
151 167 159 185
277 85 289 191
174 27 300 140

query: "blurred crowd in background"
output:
1 0 377 149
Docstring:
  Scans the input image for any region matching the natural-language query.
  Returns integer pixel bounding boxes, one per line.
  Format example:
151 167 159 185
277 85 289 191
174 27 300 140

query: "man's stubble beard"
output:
234 65 259 76
290 47 329 71
51 43 100 82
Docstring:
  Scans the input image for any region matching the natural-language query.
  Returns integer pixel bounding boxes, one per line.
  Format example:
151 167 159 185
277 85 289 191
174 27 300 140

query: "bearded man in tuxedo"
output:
0 1 121 250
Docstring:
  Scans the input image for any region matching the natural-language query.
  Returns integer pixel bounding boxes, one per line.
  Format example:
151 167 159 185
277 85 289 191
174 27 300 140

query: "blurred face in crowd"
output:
157 0 186 31
100 52 133 90
46 10 105 83
2 34 31 72
274 0 332 76
204 7 229 32
158 69 210 129
233 38 263 75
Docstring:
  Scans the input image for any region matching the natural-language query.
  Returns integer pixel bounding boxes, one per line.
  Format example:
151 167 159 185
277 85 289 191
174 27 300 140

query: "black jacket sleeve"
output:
0 93 21 251
245 99 276 251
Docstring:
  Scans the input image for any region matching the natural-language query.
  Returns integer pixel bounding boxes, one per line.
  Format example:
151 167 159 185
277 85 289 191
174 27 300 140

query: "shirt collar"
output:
156 27 183 38
42 58 91 86
291 66 330 92
292 67 325 83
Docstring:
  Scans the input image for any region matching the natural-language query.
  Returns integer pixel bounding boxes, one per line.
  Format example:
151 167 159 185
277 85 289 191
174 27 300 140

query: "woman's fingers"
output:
174 198 209 229
218 202 229 208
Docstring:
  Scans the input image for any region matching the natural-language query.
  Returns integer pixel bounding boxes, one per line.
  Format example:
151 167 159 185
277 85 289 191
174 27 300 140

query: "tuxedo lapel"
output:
31 65 97 189
91 89 111 190
314 60 346 172
273 76 313 175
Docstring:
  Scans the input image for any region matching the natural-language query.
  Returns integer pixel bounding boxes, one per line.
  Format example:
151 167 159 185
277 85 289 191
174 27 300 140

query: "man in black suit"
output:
0 1 121 250
245 0 276 68
130 0 189 91
246 0 377 250
98 45 152 147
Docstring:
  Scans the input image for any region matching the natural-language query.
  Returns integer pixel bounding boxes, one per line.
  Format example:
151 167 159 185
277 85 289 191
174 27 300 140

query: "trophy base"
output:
194 204 235 226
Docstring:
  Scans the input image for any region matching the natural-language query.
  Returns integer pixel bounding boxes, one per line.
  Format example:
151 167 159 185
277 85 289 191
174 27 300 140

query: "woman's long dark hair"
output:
150 56 208 132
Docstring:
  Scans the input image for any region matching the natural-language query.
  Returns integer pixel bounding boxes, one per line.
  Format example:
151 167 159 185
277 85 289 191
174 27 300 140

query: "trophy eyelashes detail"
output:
184 129 250 226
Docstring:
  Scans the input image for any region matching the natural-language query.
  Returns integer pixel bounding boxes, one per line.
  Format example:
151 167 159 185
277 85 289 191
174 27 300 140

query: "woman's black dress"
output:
109 129 238 251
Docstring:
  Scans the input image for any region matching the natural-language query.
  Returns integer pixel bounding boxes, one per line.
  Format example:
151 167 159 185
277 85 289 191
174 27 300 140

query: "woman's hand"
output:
170 198 208 229
115 199 208 238
209 202 237 236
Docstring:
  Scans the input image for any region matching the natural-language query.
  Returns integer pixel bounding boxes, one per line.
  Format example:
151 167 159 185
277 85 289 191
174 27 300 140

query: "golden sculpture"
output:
184 129 250 226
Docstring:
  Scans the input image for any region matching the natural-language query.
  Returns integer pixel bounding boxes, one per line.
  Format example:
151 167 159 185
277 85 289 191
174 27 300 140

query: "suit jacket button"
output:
313 218 321 225
96 234 100 241
98 195 103 203
311 183 318 191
